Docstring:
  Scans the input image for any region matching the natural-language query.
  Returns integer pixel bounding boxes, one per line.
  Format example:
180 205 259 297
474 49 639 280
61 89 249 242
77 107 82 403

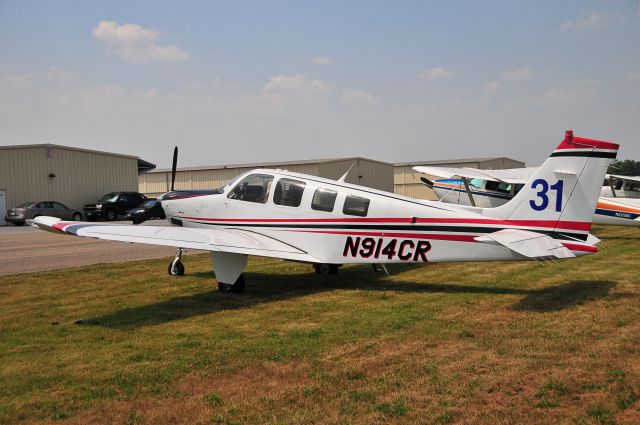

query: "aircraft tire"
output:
314 264 339 274
167 260 185 276
218 275 245 293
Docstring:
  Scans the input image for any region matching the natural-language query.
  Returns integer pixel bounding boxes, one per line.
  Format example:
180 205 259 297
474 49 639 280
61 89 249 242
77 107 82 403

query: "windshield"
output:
98 193 119 203
17 202 36 208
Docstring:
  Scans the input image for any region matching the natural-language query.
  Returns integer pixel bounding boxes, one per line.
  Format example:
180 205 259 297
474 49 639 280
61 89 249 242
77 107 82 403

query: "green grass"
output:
0 225 639 424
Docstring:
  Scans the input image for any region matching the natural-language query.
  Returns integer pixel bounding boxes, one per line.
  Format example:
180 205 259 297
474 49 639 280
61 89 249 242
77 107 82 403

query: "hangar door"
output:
0 190 6 225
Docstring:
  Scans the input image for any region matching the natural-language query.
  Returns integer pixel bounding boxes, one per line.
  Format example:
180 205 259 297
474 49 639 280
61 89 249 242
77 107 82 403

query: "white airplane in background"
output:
34 130 617 294
415 165 640 227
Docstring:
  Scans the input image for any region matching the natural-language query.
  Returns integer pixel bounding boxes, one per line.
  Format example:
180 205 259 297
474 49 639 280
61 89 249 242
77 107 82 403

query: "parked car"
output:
5 201 83 226
84 192 148 221
125 199 166 221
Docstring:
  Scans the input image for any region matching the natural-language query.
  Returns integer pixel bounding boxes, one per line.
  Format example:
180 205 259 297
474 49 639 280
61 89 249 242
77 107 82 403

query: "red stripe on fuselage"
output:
177 216 591 231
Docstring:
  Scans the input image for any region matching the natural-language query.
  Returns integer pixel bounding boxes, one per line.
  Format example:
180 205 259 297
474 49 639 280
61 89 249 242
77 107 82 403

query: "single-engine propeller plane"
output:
34 130 618 293
415 160 640 227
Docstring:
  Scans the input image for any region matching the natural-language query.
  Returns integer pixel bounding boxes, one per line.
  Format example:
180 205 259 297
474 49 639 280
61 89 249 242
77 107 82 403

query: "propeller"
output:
133 146 178 225
420 176 434 188
171 146 178 191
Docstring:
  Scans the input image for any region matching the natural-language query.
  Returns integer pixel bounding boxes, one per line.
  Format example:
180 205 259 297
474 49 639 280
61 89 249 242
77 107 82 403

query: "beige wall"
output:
139 159 394 198
0 145 138 212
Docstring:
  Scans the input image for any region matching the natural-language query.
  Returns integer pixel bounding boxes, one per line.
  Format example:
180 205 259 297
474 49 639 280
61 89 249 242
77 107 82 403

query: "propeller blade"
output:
420 176 434 188
171 146 178 191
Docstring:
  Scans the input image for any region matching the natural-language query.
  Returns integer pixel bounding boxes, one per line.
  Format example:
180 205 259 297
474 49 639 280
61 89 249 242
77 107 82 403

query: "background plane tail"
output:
483 130 619 234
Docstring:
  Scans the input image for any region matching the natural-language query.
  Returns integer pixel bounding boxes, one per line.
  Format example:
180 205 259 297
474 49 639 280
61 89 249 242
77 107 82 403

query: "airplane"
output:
415 166 640 227
33 130 617 294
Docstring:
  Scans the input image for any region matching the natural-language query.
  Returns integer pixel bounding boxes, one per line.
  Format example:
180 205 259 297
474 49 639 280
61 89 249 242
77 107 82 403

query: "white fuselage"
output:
161 169 594 265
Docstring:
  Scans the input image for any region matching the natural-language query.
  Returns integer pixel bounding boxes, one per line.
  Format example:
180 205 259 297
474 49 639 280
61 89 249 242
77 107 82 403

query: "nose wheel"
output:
168 248 185 276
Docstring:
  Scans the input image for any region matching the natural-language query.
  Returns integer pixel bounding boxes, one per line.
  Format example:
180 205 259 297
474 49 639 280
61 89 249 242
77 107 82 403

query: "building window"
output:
273 178 306 207
343 195 370 217
311 188 338 212
228 174 274 203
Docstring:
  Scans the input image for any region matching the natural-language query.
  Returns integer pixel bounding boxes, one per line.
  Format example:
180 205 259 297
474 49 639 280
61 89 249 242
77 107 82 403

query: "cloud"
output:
92 20 191 64
310 56 332 66
481 81 502 93
500 66 535 81
625 72 640 81
418 67 454 80
341 89 379 105
560 12 607 31
263 74 333 95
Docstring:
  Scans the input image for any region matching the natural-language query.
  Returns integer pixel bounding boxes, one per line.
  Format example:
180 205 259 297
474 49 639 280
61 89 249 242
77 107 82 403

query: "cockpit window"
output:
343 195 370 217
311 188 338 212
273 178 306 207
228 174 274 203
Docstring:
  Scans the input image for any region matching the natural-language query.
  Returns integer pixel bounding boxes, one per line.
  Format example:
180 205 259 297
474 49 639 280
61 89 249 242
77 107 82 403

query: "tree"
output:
607 159 640 176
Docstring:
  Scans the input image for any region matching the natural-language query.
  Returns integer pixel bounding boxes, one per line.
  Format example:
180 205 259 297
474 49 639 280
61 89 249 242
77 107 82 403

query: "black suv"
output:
84 192 147 221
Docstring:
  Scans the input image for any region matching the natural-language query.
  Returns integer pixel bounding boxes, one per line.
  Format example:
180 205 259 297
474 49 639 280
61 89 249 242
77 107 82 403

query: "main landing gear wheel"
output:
218 274 245 293
168 248 185 276
314 263 339 274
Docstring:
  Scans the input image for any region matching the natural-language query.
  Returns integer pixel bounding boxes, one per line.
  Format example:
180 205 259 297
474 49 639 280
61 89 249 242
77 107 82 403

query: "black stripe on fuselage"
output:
182 220 589 242
550 151 617 159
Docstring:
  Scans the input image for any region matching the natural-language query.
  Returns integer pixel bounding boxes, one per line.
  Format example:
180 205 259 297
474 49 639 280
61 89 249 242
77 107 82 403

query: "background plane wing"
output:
413 166 537 184
32 216 322 263
474 229 575 259
605 174 640 183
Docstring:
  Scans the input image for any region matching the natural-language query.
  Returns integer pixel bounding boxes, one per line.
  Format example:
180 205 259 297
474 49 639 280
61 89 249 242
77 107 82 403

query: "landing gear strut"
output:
218 274 245 293
313 263 340 274
168 248 185 276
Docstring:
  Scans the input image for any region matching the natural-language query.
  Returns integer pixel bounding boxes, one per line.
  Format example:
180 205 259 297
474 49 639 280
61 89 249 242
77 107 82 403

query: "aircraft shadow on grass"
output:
77 265 630 330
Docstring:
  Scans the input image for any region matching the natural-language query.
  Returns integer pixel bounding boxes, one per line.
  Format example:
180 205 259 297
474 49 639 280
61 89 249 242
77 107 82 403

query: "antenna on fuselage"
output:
338 161 357 183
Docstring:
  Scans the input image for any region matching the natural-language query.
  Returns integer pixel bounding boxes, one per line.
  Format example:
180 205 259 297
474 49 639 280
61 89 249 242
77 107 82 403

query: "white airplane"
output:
34 131 617 293
416 165 640 227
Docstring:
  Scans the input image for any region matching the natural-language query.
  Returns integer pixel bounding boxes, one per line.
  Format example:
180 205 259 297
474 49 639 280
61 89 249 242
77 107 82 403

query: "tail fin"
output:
484 130 618 234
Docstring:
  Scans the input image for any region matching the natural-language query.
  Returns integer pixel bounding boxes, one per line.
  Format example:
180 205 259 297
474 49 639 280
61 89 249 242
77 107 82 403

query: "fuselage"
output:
159 169 596 265
433 178 640 227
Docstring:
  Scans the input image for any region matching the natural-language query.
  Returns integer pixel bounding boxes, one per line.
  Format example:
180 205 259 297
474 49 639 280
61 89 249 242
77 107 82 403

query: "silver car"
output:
5 201 83 226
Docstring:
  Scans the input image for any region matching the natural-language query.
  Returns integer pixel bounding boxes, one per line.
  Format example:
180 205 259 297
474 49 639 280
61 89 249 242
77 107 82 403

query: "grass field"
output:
1 225 639 424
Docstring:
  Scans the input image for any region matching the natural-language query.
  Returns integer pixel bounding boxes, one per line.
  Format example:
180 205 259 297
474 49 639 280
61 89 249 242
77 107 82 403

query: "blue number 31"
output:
529 179 563 212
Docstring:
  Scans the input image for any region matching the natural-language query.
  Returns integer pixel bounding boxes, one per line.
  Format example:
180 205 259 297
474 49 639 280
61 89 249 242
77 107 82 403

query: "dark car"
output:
125 199 166 221
84 192 147 221
5 201 83 226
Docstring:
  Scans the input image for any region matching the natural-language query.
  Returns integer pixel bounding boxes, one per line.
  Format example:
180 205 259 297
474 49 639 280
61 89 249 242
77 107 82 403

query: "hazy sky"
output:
1 1 639 168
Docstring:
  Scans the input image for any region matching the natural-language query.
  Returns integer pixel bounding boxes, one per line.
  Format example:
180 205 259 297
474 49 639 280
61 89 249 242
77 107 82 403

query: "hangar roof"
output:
148 156 392 173
0 143 156 173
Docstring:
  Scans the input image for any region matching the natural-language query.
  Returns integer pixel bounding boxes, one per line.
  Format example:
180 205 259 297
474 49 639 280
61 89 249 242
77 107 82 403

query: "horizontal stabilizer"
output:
474 229 575 259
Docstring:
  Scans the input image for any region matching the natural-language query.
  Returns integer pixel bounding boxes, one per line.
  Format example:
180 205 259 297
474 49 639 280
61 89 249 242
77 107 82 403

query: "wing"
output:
474 229 575 259
32 216 322 263
413 166 536 184
606 174 640 183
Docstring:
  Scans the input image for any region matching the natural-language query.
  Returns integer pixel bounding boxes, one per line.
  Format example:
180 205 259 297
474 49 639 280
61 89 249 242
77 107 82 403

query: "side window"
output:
228 174 274 204
343 195 370 217
53 202 66 209
613 179 623 190
35 202 45 208
469 178 483 189
485 181 512 194
273 178 306 207
311 188 338 212
43 202 54 209
119 194 130 203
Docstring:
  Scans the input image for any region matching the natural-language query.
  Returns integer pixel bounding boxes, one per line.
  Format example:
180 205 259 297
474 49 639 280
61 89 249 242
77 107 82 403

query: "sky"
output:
0 0 639 168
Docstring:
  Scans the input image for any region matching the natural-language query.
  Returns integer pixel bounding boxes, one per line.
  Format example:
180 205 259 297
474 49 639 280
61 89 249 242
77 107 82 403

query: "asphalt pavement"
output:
0 220 202 275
